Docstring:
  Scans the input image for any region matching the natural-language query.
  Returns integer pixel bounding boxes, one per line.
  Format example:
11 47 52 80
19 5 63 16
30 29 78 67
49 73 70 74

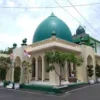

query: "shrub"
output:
95 64 100 77
87 65 94 78
0 67 6 80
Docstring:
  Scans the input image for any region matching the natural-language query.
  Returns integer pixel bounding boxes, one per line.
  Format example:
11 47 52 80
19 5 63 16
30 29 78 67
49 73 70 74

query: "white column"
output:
20 65 24 84
71 63 73 77
71 63 73 72
11 60 14 83
42 56 45 81
65 62 68 81
49 64 60 85
35 57 38 81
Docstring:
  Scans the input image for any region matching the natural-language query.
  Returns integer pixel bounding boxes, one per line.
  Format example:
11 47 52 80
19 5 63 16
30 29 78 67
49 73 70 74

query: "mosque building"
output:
6 13 100 85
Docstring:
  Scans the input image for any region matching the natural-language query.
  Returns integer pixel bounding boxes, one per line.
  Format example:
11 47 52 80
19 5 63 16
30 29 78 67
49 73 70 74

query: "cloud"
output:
6 0 15 7
0 0 100 50
16 13 47 44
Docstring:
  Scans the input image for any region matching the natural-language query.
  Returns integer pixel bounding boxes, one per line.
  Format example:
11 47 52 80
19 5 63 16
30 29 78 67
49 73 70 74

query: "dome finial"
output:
51 12 55 17
76 25 85 35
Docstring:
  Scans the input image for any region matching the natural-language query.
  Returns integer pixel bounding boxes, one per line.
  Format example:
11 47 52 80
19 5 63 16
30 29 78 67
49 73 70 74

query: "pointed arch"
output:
87 55 93 65
15 56 21 67
87 55 93 81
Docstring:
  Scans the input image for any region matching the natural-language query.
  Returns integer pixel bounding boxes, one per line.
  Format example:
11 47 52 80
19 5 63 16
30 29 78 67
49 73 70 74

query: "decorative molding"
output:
25 41 81 53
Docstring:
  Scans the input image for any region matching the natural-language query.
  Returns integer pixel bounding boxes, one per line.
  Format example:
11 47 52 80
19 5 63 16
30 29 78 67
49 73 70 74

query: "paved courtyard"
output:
0 83 100 100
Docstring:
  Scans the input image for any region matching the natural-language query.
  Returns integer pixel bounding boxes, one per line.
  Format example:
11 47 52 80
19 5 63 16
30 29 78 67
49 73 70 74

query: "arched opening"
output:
15 56 21 67
14 67 21 83
38 56 42 80
87 55 93 80
68 62 77 82
95 59 100 80
14 56 21 83
32 57 36 80
87 55 93 65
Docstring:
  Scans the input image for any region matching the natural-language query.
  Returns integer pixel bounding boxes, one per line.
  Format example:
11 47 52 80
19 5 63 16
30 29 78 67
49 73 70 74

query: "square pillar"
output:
49 64 60 85
65 62 68 81
35 57 38 81
42 56 45 81
11 61 14 83
20 65 24 84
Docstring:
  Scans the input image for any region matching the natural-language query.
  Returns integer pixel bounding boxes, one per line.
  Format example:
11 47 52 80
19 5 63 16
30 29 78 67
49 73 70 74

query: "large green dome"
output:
32 13 73 43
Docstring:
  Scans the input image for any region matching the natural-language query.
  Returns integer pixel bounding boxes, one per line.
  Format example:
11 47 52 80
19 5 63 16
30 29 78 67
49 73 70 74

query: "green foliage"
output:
45 51 83 85
45 51 83 73
22 61 32 83
0 47 13 54
45 51 67 71
14 67 21 83
46 65 55 72
0 57 11 81
67 53 83 66
95 64 100 77
75 56 84 66
0 57 11 76
87 65 94 77
0 67 6 80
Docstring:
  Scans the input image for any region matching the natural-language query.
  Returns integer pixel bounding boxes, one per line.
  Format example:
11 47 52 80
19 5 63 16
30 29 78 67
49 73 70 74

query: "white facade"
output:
5 36 100 85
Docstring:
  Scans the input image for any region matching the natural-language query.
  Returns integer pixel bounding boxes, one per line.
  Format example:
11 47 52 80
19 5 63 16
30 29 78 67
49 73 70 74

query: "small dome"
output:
32 13 73 43
76 26 85 35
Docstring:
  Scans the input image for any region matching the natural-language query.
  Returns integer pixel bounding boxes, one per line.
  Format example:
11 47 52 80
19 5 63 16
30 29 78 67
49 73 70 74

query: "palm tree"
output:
45 51 83 86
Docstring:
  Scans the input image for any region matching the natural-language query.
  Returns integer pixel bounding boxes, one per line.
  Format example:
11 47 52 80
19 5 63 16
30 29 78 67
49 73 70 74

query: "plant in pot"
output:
87 65 94 84
95 64 100 82
71 70 76 77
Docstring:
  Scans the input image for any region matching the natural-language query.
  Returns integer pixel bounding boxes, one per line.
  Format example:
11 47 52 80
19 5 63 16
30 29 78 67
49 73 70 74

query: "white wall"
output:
90 39 100 55
96 42 100 54
90 39 95 52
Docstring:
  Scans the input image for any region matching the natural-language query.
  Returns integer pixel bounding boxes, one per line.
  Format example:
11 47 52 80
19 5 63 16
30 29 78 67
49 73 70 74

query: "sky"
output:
0 0 100 50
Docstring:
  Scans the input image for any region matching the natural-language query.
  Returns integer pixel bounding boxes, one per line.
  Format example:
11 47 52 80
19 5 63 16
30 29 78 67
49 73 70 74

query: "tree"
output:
0 47 13 54
22 61 32 83
0 57 11 80
45 51 83 86
68 53 83 77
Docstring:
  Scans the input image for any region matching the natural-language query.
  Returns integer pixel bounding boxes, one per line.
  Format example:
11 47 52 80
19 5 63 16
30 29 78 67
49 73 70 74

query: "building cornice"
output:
25 37 81 53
